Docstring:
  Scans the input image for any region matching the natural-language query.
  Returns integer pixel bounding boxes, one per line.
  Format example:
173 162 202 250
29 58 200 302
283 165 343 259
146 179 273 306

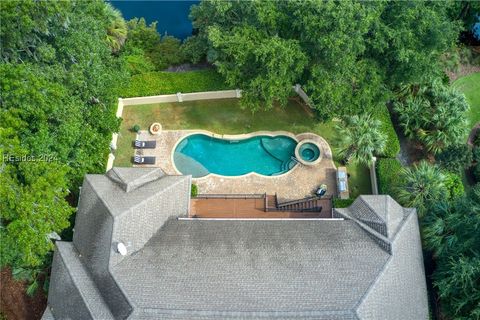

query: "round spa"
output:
295 139 322 165
173 133 298 178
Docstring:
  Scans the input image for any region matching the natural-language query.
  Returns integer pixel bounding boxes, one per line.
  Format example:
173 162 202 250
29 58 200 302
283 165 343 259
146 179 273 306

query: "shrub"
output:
125 18 160 53
132 124 140 132
122 70 229 97
443 172 465 201
393 80 469 154
191 184 198 197
333 198 354 208
435 144 473 174
148 36 186 70
474 163 480 183
181 35 208 64
376 106 400 158
376 158 403 197
474 132 480 147
468 183 480 203
124 49 155 75
473 146 480 163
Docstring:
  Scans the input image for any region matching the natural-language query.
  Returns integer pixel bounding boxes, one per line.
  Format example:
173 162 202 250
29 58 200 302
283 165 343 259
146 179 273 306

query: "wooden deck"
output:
190 196 332 219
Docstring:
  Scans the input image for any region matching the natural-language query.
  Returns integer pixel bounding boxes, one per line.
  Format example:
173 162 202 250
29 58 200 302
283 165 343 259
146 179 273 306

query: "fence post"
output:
176 92 183 102
116 98 124 118
370 157 379 195
106 153 115 172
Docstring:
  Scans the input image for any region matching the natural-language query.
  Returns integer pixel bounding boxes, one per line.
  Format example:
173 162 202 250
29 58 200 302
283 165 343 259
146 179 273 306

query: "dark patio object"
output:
132 156 156 164
315 184 327 197
133 140 156 149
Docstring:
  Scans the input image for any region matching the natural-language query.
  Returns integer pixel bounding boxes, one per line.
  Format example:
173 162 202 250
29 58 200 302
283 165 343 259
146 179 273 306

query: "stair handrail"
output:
276 196 319 208
195 193 266 199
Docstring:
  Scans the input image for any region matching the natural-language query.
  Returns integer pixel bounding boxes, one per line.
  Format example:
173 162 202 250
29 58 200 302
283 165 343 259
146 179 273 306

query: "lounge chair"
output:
132 156 156 164
133 140 156 149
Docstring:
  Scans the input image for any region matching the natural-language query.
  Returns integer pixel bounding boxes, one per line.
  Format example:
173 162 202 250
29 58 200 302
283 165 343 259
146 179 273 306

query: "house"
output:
42 167 429 320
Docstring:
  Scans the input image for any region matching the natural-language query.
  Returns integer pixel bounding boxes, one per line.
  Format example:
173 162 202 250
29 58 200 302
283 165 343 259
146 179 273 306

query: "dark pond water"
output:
110 0 199 39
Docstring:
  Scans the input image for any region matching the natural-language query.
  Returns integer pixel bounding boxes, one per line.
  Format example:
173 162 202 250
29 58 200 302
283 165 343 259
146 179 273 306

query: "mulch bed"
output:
0 268 46 320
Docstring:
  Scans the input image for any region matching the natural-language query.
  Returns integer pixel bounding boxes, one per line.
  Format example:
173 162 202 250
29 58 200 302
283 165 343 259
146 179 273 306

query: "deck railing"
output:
195 193 266 199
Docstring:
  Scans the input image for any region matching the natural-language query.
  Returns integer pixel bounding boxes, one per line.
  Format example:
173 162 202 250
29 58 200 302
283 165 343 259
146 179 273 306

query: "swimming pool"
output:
173 134 298 178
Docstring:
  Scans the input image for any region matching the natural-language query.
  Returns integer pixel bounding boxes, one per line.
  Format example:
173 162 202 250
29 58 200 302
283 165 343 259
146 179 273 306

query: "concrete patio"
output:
134 130 337 200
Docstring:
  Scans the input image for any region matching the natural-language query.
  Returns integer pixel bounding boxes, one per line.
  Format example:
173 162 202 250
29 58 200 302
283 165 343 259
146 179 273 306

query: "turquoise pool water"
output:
174 134 297 177
299 142 320 162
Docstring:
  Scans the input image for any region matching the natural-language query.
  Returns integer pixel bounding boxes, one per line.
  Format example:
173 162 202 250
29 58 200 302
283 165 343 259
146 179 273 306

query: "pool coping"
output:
294 139 323 166
169 129 332 181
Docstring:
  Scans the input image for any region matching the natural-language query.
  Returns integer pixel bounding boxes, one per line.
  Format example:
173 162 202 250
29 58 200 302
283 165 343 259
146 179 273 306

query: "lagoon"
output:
110 0 199 39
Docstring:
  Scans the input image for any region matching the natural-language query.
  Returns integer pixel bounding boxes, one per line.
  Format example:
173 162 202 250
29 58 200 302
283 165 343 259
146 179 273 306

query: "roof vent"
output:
117 242 128 256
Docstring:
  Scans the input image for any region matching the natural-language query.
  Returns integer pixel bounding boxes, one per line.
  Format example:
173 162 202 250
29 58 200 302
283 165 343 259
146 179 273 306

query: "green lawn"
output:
115 98 372 198
452 72 480 129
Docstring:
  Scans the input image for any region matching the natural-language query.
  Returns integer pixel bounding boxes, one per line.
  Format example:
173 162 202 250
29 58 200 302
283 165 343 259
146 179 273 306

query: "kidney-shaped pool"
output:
173 134 298 178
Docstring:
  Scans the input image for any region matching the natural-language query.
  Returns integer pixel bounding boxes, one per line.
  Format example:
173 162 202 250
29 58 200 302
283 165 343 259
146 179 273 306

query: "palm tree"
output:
104 4 127 54
394 80 469 154
336 114 386 166
396 161 445 216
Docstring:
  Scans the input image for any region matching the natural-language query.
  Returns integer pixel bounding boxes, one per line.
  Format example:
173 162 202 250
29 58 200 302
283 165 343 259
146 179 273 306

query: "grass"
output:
115 98 372 198
452 72 480 129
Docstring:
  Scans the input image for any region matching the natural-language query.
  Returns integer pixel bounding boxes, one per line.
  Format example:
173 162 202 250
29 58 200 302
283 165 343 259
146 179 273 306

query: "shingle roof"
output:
113 218 389 318
335 196 406 239
43 168 428 320
107 167 165 192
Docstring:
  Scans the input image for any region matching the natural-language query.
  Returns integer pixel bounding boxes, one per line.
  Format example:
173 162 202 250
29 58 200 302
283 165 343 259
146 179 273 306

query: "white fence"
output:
106 89 242 171
118 89 241 110
370 157 379 195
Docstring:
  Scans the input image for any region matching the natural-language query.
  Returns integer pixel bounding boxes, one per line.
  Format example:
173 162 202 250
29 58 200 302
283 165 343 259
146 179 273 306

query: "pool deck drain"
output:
134 130 337 200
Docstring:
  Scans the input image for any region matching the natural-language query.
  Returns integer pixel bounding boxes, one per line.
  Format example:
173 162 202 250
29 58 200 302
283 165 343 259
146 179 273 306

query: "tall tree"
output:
105 4 127 54
208 25 307 111
336 114 386 166
189 0 460 118
366 1 460 86
0 0 127 273
422 194 480 318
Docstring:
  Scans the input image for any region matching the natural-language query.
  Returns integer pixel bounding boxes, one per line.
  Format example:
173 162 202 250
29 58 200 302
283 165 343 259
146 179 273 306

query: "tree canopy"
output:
423 191 480 319
189 0 460 118
336 114 386 166
0 0 127 270
394 80 469 154
395 161 446 216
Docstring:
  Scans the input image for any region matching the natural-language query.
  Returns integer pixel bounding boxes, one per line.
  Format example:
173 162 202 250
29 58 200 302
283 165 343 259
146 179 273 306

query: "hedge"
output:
376 158 403 197
122 69 230 97
333 198 355 208
443 172 465 201
191 184 198 197
376 105 401 158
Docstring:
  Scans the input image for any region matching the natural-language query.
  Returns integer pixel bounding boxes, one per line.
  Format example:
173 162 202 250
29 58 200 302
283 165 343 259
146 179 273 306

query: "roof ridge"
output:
358 195 387 224
115 175 190 219
353 210 417 318
134 306 358 318
56 242 115 319
346 213 392 254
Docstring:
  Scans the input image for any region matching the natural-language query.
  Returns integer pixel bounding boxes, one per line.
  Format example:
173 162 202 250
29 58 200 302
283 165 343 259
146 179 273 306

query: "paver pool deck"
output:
133 130 337 200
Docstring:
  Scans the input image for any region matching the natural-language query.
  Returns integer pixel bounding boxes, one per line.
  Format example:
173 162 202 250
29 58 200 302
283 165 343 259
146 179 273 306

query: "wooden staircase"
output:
267 194 327 212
